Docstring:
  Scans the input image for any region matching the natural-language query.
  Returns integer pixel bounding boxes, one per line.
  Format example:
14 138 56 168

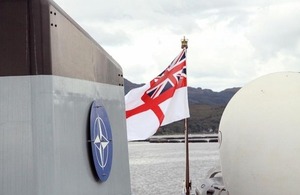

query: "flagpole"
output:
181 36 191 195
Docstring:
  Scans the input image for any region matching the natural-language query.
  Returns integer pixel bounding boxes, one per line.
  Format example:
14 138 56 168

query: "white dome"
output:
219 72 300 195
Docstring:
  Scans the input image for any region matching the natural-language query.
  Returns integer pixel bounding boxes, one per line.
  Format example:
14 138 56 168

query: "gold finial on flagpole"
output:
181 36 188 49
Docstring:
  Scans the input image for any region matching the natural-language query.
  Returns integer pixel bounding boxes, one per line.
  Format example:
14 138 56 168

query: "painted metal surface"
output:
0 76 131 195
0 0 123 87
0 1 130 194
49 2 123 86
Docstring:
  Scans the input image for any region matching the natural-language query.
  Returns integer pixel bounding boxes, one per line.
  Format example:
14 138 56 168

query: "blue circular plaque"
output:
90 100 113 182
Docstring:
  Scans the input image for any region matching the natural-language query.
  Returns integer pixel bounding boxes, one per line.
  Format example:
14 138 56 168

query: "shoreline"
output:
132 134 219 143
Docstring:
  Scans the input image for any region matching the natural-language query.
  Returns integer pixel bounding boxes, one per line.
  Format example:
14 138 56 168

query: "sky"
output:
54 0 300 91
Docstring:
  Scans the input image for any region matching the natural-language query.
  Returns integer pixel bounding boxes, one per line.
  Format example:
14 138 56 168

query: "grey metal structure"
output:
0 0 131 194
197 167 228 195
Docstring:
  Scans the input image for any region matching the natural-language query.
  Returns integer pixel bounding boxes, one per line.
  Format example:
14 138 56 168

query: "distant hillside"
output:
187 86 239 105
124 78 240 134
124 78 239 105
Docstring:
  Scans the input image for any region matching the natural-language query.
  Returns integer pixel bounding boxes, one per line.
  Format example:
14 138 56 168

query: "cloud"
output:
246 2 300 59
54 0 300 91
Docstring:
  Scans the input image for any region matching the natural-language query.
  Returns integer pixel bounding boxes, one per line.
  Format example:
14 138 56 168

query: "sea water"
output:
128 142 221 195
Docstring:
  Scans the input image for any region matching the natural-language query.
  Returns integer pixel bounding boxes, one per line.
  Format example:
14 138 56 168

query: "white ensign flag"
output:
125 49 190 141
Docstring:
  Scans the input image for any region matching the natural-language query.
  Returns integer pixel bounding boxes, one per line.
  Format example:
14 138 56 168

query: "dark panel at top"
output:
0 0 52 76
0 0 30 75
0 0 123 86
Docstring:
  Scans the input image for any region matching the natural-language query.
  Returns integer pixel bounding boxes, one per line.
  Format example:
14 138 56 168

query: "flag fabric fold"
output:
125 49 190 141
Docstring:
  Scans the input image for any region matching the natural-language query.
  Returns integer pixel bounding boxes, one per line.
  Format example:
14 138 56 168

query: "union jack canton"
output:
126 49 187 125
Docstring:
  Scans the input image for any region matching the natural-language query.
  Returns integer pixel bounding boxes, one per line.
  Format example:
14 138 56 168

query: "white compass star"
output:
93 116 110 168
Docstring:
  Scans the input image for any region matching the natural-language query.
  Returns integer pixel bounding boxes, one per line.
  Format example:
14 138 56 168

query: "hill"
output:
124 78 240 134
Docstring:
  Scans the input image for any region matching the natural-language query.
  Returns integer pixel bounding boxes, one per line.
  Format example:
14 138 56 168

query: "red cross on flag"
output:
125 49 190 141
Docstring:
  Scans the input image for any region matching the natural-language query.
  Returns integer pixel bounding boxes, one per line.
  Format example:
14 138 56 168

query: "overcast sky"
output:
54 0 300 91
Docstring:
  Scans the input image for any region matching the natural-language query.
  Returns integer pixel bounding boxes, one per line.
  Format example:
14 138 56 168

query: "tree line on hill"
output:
124 79 240 135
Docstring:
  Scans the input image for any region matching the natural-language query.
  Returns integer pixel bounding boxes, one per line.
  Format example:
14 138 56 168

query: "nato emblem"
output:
90 100 113 182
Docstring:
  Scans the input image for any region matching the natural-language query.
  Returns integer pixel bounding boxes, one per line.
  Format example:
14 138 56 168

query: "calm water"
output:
128 142 220 195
